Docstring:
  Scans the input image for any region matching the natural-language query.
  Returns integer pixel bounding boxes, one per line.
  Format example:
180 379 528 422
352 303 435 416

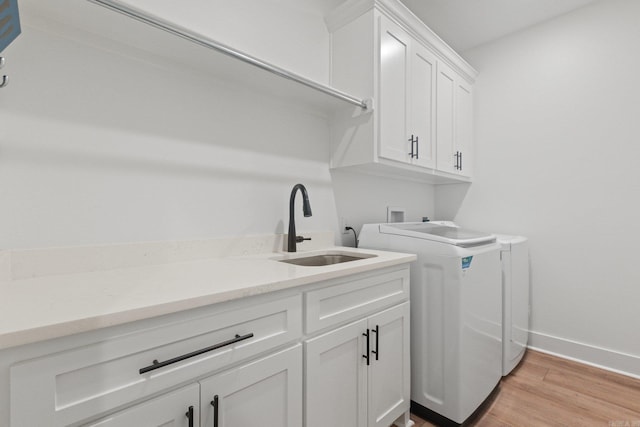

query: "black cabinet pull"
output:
362 329 370 366
371 325 379 361
408 135 415 158
139 333 254 374
454 151 461 170
459 151 463 170
186 405 194 427
211 395 219 427
415 136 419 160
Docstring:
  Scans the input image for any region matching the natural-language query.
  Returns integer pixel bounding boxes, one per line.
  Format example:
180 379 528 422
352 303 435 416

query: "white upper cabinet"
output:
409 41 438 170
437 61 474 178
455 78 474 178
327 0 477 183
436 61 457 175
378 17 436 170
378 17 411 165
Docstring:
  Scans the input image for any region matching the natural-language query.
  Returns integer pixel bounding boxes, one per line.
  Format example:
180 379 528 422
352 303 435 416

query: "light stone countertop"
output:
0 238 415 350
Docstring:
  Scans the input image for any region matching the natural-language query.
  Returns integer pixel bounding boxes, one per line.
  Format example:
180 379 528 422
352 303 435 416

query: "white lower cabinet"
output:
368 303 411 427
199 345 302 427
86 345 302 427
306 319 368 427
86 384 200 427
7 265 411 427
305 302 410 427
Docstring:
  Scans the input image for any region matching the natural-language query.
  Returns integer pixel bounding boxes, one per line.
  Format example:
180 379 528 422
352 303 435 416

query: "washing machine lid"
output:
378 222 496 247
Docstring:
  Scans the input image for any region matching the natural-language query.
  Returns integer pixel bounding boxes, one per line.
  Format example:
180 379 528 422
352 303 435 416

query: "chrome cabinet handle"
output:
139 333 254 374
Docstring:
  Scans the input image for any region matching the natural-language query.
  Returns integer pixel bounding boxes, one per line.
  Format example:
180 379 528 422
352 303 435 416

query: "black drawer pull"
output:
408 135 415 158
139 332 254 374
211 395 219 427
362 329 370 366
371 325 379 361
186 405 194 427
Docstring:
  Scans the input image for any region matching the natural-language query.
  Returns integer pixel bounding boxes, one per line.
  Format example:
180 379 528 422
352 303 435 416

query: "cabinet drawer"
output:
10 294 302 427
304 267 409 334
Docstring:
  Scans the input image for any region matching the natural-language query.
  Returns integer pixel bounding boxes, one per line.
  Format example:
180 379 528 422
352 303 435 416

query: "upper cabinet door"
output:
437 60 474 178
410 42 437 170
455 79 473 178
378 16 411 165
436 60 458 175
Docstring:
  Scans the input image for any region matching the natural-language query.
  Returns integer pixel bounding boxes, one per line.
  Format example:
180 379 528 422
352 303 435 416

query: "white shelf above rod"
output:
89 0 371 110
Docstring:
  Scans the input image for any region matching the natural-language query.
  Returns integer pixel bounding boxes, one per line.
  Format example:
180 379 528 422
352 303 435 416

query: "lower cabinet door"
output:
199 345 302 427
85 383 199 427
305 319 368 427
368 302 411 427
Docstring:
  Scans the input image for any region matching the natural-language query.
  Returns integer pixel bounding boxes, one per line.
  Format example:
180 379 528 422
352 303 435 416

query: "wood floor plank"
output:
507 353 549 383
507 370 639 423
543 368 640 413
409 349 640 427
489 384 606 426
527 351 640 390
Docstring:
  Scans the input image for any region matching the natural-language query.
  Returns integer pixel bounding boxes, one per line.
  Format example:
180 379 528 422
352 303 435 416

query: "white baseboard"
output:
528 330 640 380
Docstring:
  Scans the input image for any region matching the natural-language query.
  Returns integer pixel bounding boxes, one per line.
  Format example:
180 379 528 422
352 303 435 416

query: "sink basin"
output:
278 252 376 267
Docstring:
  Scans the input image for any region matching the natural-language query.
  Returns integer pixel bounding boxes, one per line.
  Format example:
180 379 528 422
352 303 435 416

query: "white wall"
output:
437 0 640 375
0 0 435 250
332 170 435 246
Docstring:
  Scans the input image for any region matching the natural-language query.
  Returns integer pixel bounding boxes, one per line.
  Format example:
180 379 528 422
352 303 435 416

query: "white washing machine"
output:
497 235 530 376
359 222 502 425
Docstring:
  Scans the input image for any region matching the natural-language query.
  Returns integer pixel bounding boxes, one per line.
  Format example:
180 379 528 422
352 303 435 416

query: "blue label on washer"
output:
461 256 473 269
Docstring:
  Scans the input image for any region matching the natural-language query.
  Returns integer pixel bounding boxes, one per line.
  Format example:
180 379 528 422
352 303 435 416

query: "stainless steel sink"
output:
278 252 376 267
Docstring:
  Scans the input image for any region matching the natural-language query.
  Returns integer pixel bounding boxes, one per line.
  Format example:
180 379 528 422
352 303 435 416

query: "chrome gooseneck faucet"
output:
288 183 312 252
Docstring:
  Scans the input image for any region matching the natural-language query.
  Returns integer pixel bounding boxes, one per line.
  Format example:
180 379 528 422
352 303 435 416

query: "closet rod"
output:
90 0 370 110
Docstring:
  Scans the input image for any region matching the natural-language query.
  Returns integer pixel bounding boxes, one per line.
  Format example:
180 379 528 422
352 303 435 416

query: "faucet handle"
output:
295 236 311 243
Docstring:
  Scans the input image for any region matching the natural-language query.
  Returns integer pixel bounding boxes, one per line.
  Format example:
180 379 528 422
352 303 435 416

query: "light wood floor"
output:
410 349 640 426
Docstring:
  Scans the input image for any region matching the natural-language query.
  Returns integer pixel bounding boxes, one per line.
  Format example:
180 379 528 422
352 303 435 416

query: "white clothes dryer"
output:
497 235 530 376
359 222 502 425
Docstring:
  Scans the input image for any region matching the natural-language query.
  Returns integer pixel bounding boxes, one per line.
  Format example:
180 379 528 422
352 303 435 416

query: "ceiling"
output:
398 0 599 52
